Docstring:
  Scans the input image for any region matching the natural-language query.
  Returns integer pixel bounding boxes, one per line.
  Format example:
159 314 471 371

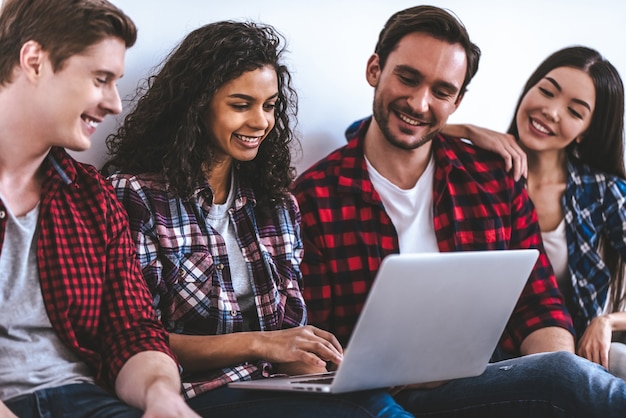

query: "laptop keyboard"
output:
292 377 335 385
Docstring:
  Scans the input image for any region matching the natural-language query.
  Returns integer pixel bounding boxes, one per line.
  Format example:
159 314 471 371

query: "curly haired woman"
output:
104 20 410 417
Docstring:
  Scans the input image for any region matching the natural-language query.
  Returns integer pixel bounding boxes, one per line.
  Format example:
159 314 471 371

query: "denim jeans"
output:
4 383 142 418
187 386 412 417
395 351 626 417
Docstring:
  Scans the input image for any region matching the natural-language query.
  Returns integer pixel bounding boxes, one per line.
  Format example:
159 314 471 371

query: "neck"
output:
525 147 568 184
363 119 432 189
205 159 233 204
0 76 51 185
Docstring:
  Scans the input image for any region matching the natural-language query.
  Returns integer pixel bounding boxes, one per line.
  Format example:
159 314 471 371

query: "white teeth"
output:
83 116 99 128
398 113 421 126
531 119 550 134
236 134 260 143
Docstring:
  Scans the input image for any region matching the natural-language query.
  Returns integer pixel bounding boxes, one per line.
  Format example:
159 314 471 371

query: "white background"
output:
67 0 625 173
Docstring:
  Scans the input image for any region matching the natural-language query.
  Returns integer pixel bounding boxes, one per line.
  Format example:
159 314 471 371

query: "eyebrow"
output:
395 65 460 95
544 76 591 111
227 92 279 101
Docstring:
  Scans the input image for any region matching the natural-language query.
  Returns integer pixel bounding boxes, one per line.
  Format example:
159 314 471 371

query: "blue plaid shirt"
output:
564 159 626 337
109 172 305 399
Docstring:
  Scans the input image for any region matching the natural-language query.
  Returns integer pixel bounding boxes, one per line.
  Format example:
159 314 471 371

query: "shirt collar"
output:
43 147 78 186
191 168 257 210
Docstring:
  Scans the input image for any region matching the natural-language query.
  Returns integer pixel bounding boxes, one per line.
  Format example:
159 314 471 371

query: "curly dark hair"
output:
103 20 299 210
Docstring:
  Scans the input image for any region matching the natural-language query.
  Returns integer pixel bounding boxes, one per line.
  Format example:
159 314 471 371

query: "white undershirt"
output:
366 155 439 253
541 218 568 286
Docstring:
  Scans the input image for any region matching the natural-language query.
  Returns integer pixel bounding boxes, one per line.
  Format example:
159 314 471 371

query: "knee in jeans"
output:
528 351 582 378
538 351 606 379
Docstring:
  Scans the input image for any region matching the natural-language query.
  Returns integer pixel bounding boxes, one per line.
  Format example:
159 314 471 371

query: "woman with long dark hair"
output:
444 46 626 379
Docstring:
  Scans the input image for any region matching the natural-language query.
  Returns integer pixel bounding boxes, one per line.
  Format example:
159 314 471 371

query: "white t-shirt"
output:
541 219 568 287
365 155 439 253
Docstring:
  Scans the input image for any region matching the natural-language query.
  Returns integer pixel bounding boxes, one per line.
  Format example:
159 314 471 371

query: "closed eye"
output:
568 108 583 119
538 87 554 97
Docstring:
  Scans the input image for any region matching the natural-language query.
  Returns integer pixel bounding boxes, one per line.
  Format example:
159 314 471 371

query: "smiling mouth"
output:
397 111 429 127
530 118 553 135
81 115 100 129
234 134 262 143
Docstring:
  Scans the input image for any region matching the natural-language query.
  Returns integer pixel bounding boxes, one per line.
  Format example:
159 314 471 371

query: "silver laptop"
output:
229 249 539 394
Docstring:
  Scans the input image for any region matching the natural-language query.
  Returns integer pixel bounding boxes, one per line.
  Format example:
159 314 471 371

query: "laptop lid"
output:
229 249 539 393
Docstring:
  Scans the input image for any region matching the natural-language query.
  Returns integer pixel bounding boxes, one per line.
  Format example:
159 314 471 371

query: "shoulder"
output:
108 172 167 193
106 172 175 221
54 151 118 208
436 134 512 185
293 144 349 194
568 160 626 199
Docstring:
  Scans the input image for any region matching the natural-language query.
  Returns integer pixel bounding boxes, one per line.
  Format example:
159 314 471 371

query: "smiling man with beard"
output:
293 4 626 417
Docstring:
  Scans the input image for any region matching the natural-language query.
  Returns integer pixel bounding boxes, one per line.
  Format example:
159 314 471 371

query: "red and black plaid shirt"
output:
0 148 174 388
293 117 573 354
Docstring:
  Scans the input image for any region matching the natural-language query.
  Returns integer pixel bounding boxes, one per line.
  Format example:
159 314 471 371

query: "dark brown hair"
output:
508 46 626 312
374 5 481 97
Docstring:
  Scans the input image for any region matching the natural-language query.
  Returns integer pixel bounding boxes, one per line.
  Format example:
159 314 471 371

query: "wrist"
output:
144 376 180 408
600 313 616 330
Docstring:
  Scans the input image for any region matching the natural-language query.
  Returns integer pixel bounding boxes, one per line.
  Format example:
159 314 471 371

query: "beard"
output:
372 97 440 151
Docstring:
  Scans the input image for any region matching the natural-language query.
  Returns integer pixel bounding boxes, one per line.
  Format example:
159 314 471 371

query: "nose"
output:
407 85 431 114
541 104 560 123
102 85 123 115
249 105 272 131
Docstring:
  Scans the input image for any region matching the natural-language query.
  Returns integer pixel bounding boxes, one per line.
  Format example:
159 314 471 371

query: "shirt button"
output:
178 270 184 277
230 310 237 317
0 211 5 219
217 263 224 270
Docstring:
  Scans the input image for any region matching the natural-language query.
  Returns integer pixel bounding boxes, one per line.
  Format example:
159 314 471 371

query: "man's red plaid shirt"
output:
293 117 574 354
0 148 174 387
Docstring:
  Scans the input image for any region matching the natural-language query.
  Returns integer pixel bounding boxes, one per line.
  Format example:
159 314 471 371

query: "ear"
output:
19 40 46 81
365 54 381 88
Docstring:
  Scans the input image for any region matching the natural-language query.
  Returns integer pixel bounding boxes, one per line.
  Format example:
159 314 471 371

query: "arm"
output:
578 312 626 369
115 351 199 418
576 177 626 366
99 185 197 416
0 401 18 418
291 184 334 335
443 123 527 181
170 197 341 374
521 327 575 355
112 178 341 375
503 181 575 354
169 326 341 374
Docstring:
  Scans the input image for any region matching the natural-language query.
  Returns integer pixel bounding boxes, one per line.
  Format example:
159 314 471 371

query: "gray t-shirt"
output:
206 174 257 331
0 201 93 401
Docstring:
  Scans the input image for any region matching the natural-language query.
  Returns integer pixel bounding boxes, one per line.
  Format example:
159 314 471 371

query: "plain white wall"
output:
70 0 626 174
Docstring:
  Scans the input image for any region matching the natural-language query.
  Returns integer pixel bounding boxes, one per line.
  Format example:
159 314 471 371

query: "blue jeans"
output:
187 386 412 417
4 383 142 418
395 351 626 417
